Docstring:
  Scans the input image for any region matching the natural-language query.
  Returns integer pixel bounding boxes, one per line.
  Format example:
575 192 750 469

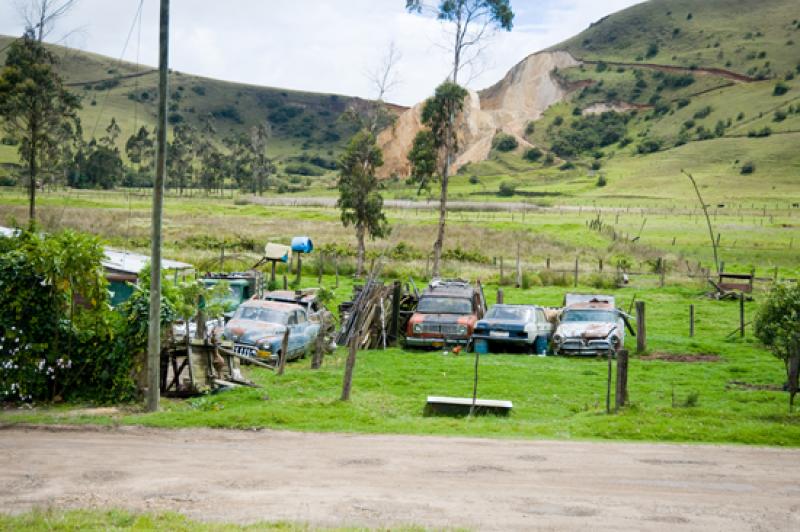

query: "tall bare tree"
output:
405 0 513 277
17 0 80 43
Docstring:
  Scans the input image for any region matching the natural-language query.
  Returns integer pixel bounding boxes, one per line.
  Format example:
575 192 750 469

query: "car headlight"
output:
413 323 423 334
553 333 563 344
456 325 468 336
610 335 620 345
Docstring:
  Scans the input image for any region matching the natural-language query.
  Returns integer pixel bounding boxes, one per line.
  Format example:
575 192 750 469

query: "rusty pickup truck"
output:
405 279 486 348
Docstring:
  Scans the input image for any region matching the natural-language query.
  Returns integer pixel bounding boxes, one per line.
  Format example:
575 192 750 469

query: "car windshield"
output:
234 306 288 324
486 307 531 321
417 297 472 314
562 309 617 323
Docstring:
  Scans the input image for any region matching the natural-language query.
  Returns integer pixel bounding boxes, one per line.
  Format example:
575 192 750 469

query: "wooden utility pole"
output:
146 0 170 413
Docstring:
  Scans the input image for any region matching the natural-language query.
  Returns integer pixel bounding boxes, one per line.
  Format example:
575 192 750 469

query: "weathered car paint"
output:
553 298 625 356
405 280 485 348
473 304 553 354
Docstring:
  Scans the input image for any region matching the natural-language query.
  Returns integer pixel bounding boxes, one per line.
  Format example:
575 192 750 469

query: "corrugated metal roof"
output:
102 248 193 275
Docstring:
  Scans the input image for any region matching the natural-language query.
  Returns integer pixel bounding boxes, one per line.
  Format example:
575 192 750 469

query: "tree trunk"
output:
432 156 449 278
355 224 366 278
28 132 37 223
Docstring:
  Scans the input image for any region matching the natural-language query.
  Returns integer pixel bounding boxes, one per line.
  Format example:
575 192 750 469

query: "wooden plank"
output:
217 346 275 370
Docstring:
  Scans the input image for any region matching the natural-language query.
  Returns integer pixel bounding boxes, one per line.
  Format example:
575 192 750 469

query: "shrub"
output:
544 152 555 165
538 270 570 287
774 110 788 122
646 42 659 58
754 283 800 404
747 127 772 138
552 116 564 126
591 160 602 171
636 138 663 154
549 111 629 157
491 132 518 152
468 175 480 185
524 121 536 135
677 98 690 108
740 161 756 174
586 273 618 290
559 161 575 171
498 181 517 197
693 106 712 119
523 147 543 162
596 174 607 187
191 85 206 96
773 82 789 96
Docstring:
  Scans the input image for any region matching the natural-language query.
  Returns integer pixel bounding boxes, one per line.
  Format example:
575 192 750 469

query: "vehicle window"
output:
288 312 298 325
417 297 472 314
562 310 617 323
296 310 307 324
537 310 546 323
234 306 289 324
485 307 531 321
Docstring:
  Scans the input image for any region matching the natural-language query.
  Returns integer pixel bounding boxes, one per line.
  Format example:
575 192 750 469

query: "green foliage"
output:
693 106 713 119
636 138 663 154
407 130 438 193
0 32 81 209
497 181 517 197
523 147 543 162
491 132 518 152
337 130 390 252
747 127 772 138
441 246 490 264
773 82 789 96
755 282 800 365
549 111 629 158
596 174 607 187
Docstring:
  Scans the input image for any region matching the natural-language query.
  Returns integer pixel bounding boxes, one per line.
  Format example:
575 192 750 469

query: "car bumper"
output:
555 339 616 355
472 334 531 345
405 336 470 347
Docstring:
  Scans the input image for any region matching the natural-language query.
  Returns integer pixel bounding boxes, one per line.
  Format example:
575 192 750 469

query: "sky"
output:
0 0 642 106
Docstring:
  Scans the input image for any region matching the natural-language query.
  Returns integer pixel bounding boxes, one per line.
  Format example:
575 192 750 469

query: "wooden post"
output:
311 313 326 370
515 242 522 288
341 334 358 400
789 347 800 411
739 293 745 338
615 349 629 411
282 274 288 290
277 328 289 375
546 257 550 270
496 288 504 304
500 257 504 282
146 0 171 413
296 253 302 284
606 348 613 414
636 301 646 354
389 281 401 344
599 258 603 272
659 258 666 288
470 344 480 416
220 244 225 272
270 261 276 284
317 252 324 285
335 254 339 288
574 257 579 287
689 304 695 337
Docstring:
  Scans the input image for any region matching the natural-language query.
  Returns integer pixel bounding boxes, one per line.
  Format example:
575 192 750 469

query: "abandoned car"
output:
262 289 324 320
222 299 320 363
405 279 486 348
473 304 553 354
552 294 626 356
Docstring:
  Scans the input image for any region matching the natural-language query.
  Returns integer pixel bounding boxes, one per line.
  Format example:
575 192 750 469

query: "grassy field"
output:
0 508 372 532
2 281 798 447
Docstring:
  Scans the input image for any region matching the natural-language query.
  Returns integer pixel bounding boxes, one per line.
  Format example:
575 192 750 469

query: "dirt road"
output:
1 425 798 530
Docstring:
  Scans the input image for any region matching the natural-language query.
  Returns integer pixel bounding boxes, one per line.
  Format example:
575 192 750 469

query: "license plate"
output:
490 331 509 338
432 341 444 348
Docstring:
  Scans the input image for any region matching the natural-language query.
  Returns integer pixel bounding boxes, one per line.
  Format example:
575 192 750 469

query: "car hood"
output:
224 319 286 343
556 321 617 339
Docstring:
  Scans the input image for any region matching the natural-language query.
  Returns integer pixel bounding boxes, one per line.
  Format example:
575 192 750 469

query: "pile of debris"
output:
337 281 394 350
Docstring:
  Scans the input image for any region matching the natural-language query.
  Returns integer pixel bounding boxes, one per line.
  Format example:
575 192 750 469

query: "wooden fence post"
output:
574 257 579 287
283 274 288 290
311 313 327 370
739 293 745 338
606 348 613 414
335 254 339 288
689 304 695 337
341 335 358 401
615 349 629 411
277 328 289 376
389 281 401 344
317 252 324 285
516 242 522 288
636 301 646 354
500 257 504 282
496 288 504 304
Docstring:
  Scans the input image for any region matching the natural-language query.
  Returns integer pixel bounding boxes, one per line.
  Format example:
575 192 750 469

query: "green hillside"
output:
0 34 391 182
452 0 800 203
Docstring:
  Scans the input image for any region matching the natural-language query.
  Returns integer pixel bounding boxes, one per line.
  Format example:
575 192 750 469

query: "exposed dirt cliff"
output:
377 51 580 178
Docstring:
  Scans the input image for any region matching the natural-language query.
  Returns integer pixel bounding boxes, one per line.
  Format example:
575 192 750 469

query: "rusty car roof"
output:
565 301 616 311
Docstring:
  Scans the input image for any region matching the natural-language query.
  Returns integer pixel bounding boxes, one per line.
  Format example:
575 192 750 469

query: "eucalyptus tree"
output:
0 32 80 221
337 130 390 277
405 0 513 276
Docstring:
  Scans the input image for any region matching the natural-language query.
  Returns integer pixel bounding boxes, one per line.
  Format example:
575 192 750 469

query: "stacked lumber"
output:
337 281 393 349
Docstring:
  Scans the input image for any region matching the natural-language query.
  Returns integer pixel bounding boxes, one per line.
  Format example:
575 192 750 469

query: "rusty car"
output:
405 279 486 348
552 294 629 356
222 299 320 363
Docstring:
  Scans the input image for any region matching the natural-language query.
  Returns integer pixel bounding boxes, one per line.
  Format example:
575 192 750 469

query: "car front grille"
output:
420 322 463 336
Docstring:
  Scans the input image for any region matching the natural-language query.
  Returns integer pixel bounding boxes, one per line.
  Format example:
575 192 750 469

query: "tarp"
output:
102 248 193 275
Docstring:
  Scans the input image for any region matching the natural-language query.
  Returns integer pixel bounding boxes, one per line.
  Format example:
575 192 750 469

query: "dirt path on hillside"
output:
580 59 757 83
1 425 799 530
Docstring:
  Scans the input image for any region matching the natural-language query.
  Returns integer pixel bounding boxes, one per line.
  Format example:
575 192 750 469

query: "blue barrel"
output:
474 339 489 354
291 236 313 253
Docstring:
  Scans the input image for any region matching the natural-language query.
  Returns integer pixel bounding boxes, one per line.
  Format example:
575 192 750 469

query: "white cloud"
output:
0 0 642 105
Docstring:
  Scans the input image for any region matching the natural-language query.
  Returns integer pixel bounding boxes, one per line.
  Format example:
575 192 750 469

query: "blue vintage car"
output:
223 299 320 363
472 304 553 354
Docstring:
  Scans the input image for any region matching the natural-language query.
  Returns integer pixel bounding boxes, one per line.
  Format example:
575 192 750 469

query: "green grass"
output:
0 508 412 531
3 284 799 446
